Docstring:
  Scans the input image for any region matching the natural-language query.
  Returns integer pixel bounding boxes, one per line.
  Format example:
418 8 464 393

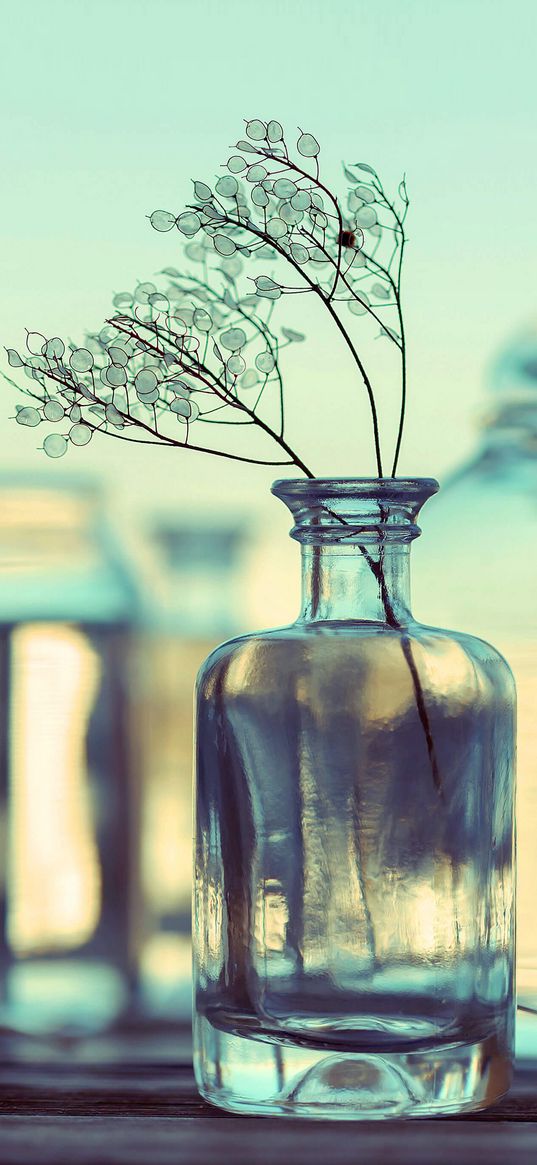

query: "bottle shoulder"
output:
196 619 516 696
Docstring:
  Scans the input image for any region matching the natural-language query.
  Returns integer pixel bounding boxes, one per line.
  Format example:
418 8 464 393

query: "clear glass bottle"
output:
193 478 515 1119
0 474 140 1041
413 334 537 1016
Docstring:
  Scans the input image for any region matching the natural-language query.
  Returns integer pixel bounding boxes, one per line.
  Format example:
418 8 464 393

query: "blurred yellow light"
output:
8 623 101 954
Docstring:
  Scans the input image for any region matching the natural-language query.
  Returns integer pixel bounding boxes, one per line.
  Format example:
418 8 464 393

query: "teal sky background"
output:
1 0 536 532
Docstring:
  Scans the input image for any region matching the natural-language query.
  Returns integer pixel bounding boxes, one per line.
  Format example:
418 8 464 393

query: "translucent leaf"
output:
309 247 329 262
280 202 302 226
16 406 41 427
193 181 213 202
176 211 202 237
148 292 170 312
355 162 377 175
43 433 68 458
355 185 375 204
220 326 247 351
227 155 246 174
220 255 243 278
43 400 65 421
254 276 282 300
100 366 115 388
171 397 191 416
380 325 400 342
281 327 305 342
226 354 246 376
371 282 391 299
255 245 278 262
239 368 259 388
106 364 127 386
255 350 275 373
43 337 65 360
113 291 134 309
311 191 324 210
170 375 193 393
297 132 320 157
348 293 370 315
290 243 309 264
193 308 213 332
24 354 45 382
183 243 205 263
6 349 23 367
235 139 258 154
245 119 266 141
251 184 269 208
26 331 46 355
175 399 200 422
106 403 124 427
108 345 129 367
200 204 223 221
267 217 287 240
290 190 311 211
343 166 358 183
135 368 158 392
137 387 159 405
273 178 297 199
174 305 193 323
347 248 366 267
213 233 236 256
171 315 188 336
267 119 283 143
215 175 239 198
70 347 94 373
161 267 181 277
150 209 176 232
134 281 157 303
356 205 378 228
246 164 267 183
69 423 93 446
368 223 382 237
70 404 82 422
310 209 328 230
213 341 224 362
348 190 364 213
75 384 95 403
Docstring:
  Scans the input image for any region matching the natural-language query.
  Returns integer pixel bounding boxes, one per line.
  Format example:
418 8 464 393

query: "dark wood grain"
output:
0 1046 535 1165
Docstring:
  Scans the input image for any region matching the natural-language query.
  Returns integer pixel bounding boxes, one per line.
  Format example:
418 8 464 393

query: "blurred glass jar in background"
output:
414 330 537 1023
0 475 141 1041
134 522 247 1020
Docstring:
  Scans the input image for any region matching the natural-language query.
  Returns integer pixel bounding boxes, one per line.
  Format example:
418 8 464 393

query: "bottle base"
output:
194 1015 511 1119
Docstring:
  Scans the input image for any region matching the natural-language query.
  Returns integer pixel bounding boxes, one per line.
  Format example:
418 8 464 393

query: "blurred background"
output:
0 0 536 1056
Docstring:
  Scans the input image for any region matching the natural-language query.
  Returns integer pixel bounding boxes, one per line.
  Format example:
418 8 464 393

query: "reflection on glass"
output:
414 331 537 1025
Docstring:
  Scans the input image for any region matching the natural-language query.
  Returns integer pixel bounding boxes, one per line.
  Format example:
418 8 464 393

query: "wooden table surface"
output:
0 1033 536 1165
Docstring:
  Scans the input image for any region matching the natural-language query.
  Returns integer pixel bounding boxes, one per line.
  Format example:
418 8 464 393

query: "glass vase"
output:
193 478 515 1119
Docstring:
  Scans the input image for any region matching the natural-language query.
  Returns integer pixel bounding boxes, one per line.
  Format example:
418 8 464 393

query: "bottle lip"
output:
271 478 440 545
271 477 440 501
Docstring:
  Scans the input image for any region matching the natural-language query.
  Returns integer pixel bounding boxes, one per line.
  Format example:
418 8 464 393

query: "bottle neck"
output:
300 542 412 626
